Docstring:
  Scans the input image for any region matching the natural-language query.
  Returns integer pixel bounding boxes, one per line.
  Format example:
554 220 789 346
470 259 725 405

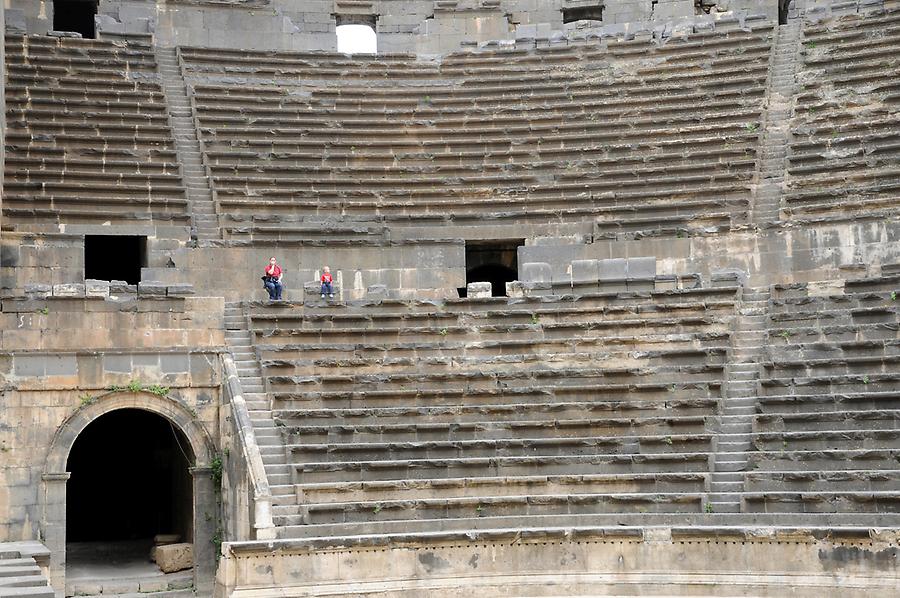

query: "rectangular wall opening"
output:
84 235 147 285
53 0 99 38
562 4 604 24
460 239 523 297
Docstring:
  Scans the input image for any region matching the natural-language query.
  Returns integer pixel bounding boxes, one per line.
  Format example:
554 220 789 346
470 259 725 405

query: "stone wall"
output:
3 0 881 53
216 528 900 597
0 294 226 591
519 218 900 289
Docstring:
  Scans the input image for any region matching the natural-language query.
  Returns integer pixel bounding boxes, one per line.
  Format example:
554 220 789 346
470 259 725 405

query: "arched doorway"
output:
66 410 193 584
42 394 217 594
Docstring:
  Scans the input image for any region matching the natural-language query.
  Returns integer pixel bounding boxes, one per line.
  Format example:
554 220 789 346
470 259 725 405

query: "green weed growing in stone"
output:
106 384 125 392
475 504 484 513
210 454 224 486
439 328 448 336
863 375 870 385
373 504 382 515
36 307 49 315
805 41 817 49
664 436 673 446
781 330 791 340
127 379 143 393
705 503 714 513
146 384 170 397
745 123 759 133
531 314 540 325
211 529 223 562
79 394 96 407
891 291 897 301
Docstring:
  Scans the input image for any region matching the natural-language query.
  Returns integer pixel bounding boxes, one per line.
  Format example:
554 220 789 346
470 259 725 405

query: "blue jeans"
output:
265 280 283 300
321 282 333 296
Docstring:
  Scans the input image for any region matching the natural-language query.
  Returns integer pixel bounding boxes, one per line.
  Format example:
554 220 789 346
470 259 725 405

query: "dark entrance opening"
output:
84 235 146 285
562 4 604 24
461 240 523 297
66 410 193 579
67 409 193 543
779 0 793 25
53 0 98 39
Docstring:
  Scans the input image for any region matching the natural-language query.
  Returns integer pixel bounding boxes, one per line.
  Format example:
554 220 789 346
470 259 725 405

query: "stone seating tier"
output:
3 35 188 232
179 25 770 239
784 11 900 221
741 278 900 514
240 288 737 537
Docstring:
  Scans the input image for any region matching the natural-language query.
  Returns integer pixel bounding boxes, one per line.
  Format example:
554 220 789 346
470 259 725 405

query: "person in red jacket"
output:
263 257 283 301
320 266 334 299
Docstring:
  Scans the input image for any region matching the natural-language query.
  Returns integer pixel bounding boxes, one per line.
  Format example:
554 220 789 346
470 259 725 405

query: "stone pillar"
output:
191 466 218 594
41 473 70 598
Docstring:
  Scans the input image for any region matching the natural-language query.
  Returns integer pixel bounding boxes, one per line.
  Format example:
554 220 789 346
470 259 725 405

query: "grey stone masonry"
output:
223 302 294 515
0 541 53 598
752 21 801 224
708 286 770 513
155 46 220 241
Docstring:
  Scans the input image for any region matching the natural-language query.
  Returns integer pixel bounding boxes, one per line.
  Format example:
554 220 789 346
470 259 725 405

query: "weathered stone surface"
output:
52 284 85 298
156 543 193 574
85 280 110 298
467 282 491 298
24 284 51 299
138 283 168 297
166 283 195 296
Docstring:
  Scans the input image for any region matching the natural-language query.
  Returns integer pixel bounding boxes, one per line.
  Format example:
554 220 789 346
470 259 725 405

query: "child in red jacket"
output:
320 266 334 299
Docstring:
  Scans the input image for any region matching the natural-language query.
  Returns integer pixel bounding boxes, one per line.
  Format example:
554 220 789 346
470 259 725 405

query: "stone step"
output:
714 461 748 473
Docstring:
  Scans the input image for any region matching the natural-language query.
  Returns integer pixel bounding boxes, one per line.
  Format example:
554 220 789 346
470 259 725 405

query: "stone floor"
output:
66 540 193 596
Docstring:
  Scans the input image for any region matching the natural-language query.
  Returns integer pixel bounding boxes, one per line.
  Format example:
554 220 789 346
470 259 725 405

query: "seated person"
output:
263 257 283 301
321 266 334 299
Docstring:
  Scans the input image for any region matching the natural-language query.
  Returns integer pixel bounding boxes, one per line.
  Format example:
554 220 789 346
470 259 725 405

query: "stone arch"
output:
44 391 214 475
40 392 217 593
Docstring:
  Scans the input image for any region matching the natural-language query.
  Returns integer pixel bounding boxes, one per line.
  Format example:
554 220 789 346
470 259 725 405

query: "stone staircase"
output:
223 303 294 524
752 21 801 224
65 572 193 598
155 46 219 241
708 287 770 513
0 542 52 598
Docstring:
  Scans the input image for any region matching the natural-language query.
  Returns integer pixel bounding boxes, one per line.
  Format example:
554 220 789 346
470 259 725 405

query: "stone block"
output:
627 257 657 279
521 262 552 283
160 354 190 374
155 542 193 574
711 270 743 287
467 282 492 298
166 284 195 297
506 281 525 298
808 280 844 297
45 355 77 376
52 284 85 298
109 281 136 295
599 259 627 280
655 275 678 292
139 283 168 297
571 259 599 283
14 355 46 377
85 279 110 298
367 284 389 299
24 284 52 299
